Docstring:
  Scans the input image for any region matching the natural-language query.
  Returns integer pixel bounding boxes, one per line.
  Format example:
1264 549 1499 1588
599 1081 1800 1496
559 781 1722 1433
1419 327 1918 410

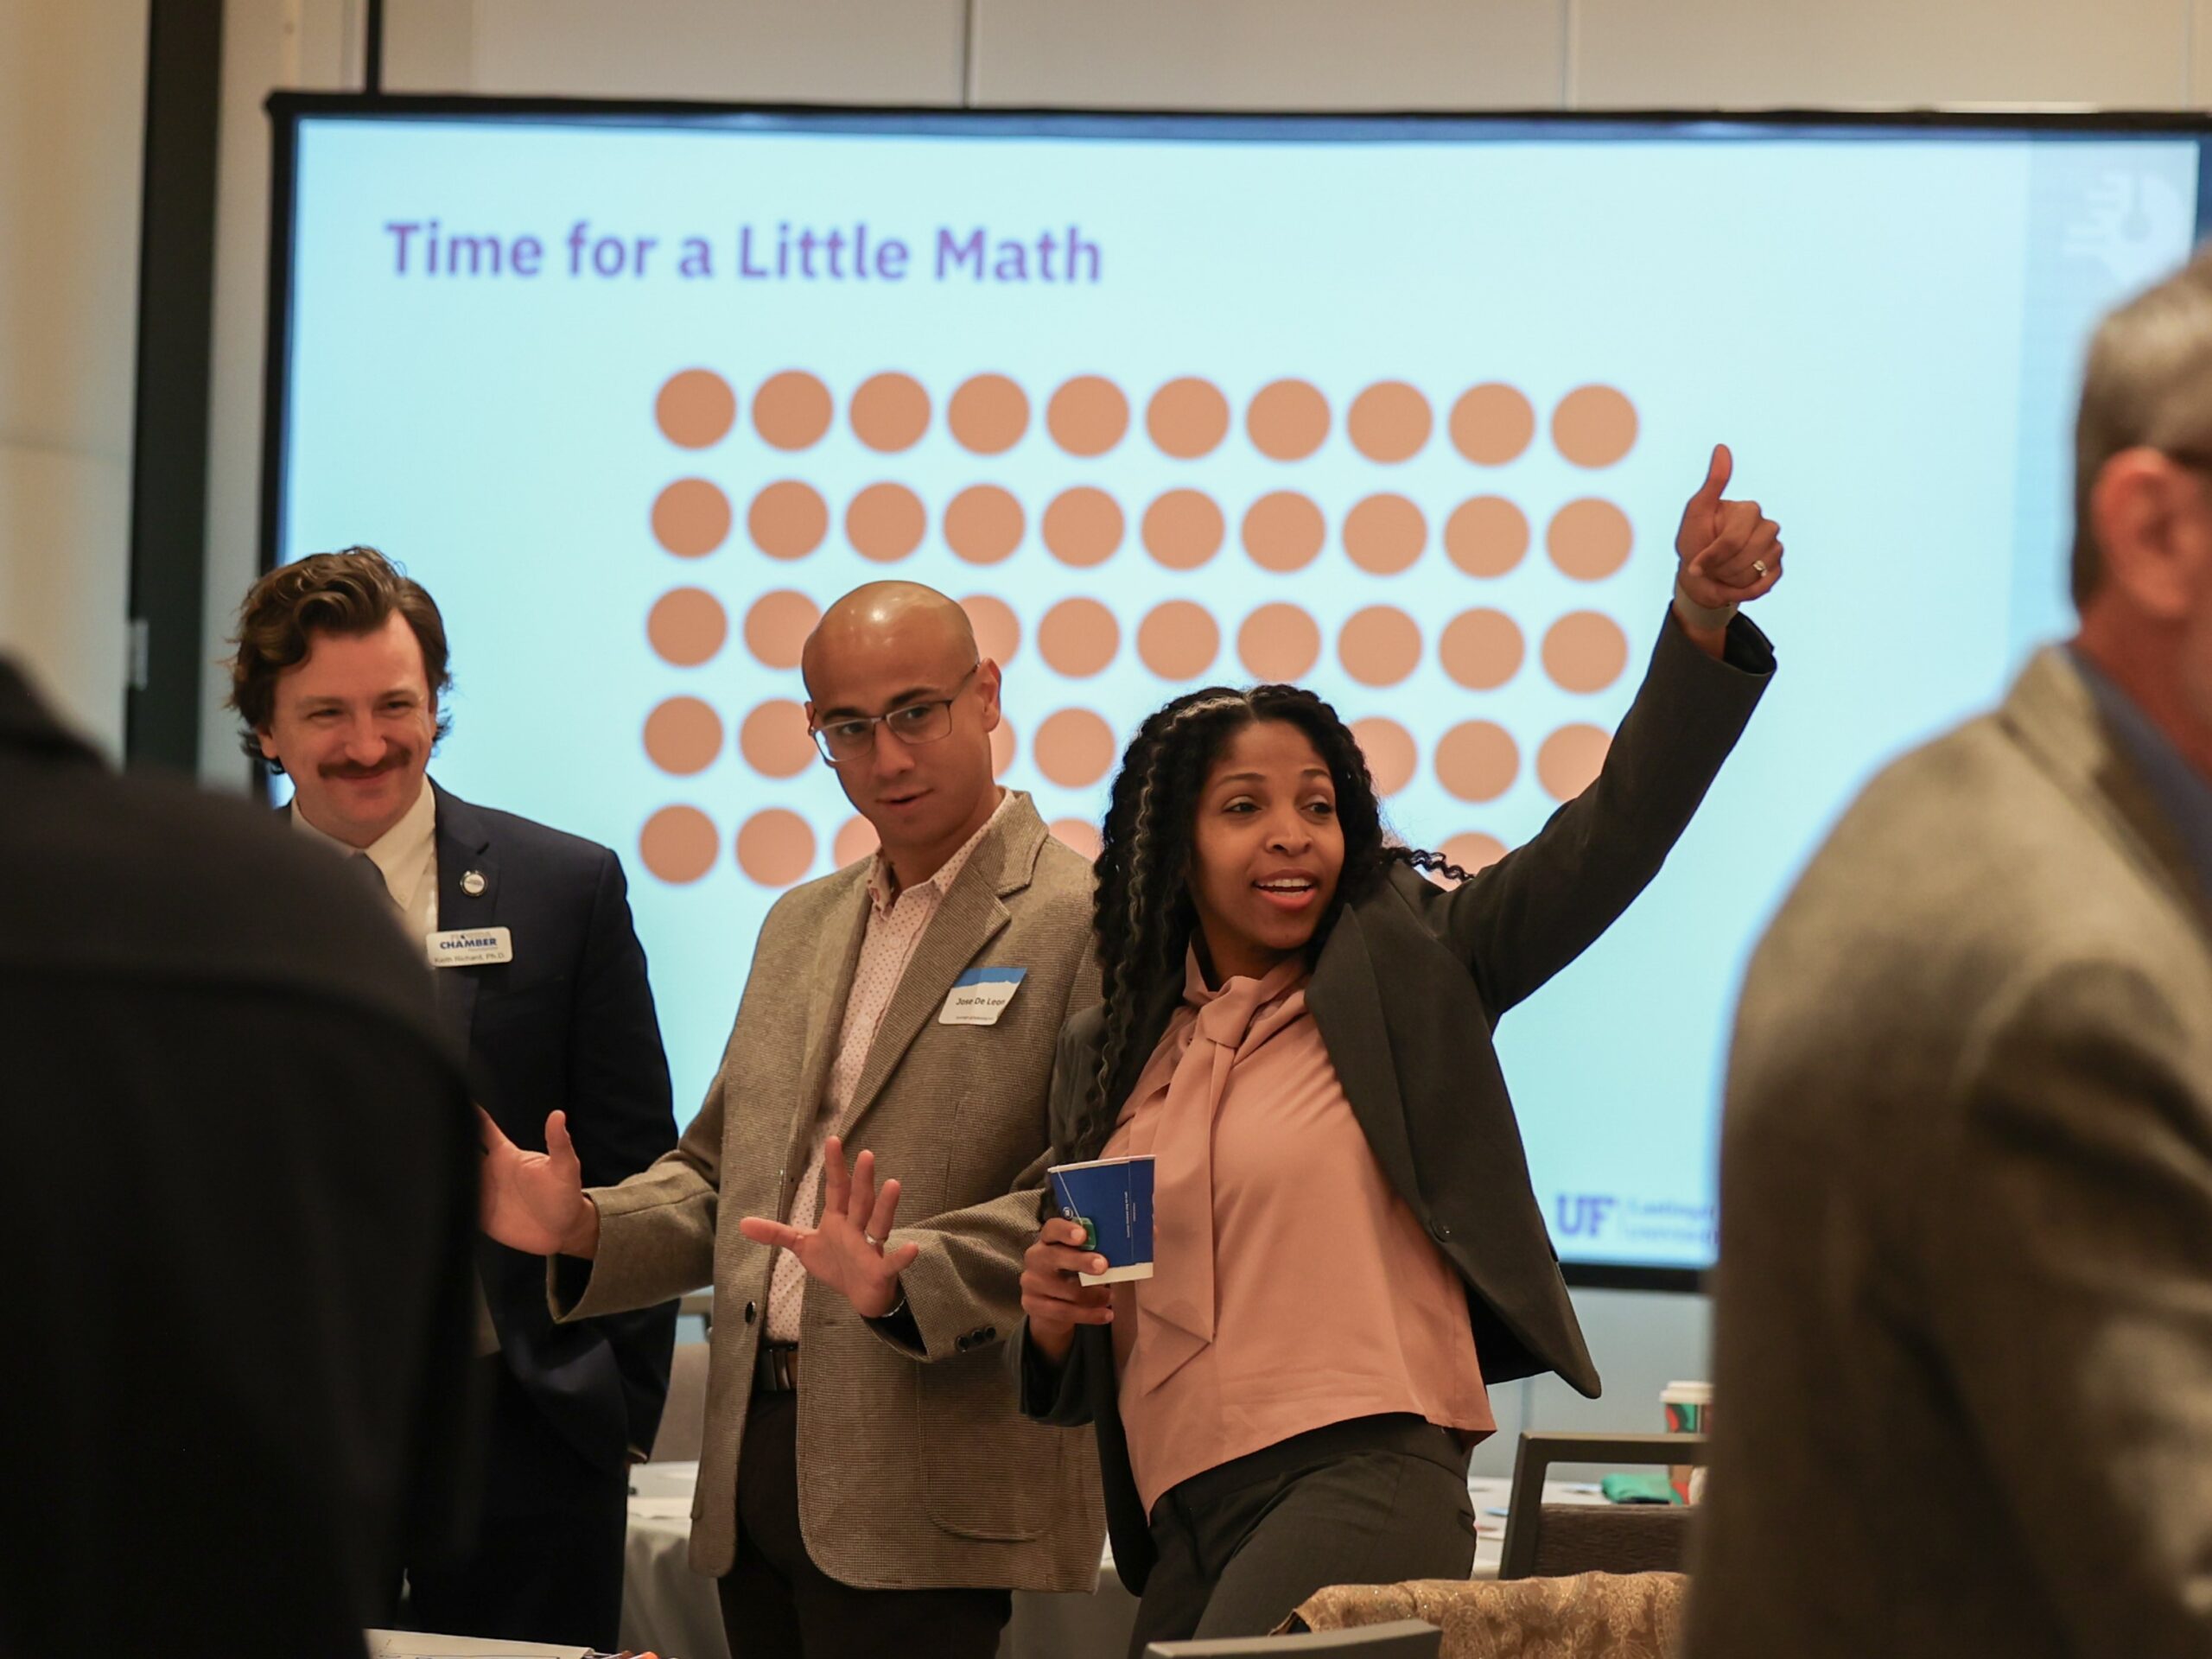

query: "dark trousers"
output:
404 1362 629 1651
717 1389 1013 1659
1126 1414 1478 1657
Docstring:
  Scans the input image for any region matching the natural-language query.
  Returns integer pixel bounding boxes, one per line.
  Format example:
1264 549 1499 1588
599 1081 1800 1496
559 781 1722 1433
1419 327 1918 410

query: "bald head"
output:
800 582 1005 887
801 582 977 696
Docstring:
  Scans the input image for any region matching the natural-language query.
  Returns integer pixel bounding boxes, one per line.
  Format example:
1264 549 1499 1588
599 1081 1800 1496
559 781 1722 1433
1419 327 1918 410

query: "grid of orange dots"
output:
635 366 1641 887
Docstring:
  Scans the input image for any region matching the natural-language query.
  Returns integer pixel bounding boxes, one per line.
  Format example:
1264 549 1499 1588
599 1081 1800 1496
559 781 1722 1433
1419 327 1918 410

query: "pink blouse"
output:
1104 949 1493 1513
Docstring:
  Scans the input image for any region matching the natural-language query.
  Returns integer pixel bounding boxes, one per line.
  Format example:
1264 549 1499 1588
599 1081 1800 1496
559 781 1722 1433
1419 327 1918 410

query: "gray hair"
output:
2074 245 2212 607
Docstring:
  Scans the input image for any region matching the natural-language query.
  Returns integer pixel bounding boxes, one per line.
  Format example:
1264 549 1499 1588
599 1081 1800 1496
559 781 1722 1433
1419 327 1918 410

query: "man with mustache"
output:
226 547 678 1651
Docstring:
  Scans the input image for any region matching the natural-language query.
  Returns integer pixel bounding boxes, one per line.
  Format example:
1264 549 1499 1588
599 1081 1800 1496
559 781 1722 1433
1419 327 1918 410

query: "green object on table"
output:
1600 1471 1681 1505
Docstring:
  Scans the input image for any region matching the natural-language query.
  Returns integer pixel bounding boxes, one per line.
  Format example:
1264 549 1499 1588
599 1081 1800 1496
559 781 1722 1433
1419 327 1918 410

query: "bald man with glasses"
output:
480 582 1106 1658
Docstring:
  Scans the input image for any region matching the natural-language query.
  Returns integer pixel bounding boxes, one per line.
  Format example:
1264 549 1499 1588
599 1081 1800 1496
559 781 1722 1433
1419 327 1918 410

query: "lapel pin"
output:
461 869 487 897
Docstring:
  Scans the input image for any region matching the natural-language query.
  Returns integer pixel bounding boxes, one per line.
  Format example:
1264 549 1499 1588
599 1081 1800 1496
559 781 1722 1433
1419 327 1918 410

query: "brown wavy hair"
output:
227 547 454 771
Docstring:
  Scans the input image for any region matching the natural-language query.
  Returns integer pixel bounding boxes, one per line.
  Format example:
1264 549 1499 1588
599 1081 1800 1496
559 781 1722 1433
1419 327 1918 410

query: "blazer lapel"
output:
429 782 497 1050
785 873 872 1168
1307 902 1425 1206
836 803 1045 1140
839 873 1011 1140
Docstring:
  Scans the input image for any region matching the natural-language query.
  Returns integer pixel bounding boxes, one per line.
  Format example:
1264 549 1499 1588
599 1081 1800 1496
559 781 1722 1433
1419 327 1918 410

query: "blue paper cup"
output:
1047 1154 1155 1285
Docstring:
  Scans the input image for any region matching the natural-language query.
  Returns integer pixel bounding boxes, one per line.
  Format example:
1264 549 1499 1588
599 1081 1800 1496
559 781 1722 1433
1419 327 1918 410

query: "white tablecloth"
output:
620 1465 1606 1659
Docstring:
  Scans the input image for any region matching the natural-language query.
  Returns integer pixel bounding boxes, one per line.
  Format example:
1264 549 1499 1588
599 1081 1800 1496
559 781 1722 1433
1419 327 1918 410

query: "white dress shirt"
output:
289 779 440 944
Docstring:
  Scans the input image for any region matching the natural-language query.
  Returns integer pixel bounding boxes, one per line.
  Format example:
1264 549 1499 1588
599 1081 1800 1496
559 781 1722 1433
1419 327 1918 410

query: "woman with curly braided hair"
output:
1014 446 1786 1652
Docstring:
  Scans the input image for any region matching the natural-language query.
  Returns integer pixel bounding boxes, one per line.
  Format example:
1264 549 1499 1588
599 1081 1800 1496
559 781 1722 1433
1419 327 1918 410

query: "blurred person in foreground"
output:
226 547 678 1649
0 655 478 1658
1688 252 2212 1657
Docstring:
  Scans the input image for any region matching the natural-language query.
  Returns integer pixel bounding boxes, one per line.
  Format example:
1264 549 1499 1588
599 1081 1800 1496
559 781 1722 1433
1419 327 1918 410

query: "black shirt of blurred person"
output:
0 658 480 1659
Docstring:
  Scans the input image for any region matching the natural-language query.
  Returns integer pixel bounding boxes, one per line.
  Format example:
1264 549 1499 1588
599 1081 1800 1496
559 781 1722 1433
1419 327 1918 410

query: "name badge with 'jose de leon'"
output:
428 925 514 968
939 966 1025 1026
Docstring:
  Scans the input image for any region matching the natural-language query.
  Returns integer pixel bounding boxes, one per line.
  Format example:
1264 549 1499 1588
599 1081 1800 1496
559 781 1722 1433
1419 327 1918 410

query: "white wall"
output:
0 0 149 754
174 0 2212 1461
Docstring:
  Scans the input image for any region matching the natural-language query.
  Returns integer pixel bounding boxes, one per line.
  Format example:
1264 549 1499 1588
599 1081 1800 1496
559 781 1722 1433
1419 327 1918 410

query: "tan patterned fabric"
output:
551 794 1107 1592
766 790 1013 1341
1286 1573 1687 1658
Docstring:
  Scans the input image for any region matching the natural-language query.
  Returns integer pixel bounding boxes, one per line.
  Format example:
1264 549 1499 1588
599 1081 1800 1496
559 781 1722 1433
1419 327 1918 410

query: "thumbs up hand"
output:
1674 443 1783 616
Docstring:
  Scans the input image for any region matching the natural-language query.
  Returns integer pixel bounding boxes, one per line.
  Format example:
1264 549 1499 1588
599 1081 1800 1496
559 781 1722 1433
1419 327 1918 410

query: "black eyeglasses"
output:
810 666 978 766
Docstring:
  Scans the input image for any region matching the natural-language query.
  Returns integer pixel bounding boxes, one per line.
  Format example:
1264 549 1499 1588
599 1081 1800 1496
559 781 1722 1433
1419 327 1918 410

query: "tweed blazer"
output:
556 792 1107 1589
1687 650 2212 1659
1019 611 1775 1592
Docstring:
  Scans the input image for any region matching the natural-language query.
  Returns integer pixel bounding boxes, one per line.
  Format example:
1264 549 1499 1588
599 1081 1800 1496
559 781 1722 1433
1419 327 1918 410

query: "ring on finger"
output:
864 1231 884 1249
1752 559 1767 576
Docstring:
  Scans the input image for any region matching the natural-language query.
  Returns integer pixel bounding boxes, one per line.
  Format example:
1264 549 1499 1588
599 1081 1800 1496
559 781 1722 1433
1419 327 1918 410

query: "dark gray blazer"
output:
1016 609 1775 1592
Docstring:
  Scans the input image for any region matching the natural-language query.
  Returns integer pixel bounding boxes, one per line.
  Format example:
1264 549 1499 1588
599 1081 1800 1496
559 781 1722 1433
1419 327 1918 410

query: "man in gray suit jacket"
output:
480 582 1103 1659
1688 254 2212 1656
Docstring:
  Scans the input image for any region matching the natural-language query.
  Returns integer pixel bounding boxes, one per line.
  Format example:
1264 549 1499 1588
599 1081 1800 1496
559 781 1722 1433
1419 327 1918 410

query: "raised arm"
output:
1428 446 1780 1019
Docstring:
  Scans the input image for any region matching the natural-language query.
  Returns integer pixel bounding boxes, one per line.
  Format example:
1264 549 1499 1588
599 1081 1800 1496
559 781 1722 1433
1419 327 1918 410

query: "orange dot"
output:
1141 490 1224 569
647 588 728 667
1147 378 1230 459
1445 497 1530 578
1440 832 1508 875
1342 494 1427 575
1043 487 1123 567
1138 601 1222 680
640 805 719 884
944 485 1025 565
1246 378 1330 461
960 594 1020 666
849 372 931 453
1351 716 1416 797
1348 381 1432 463
1242 493 1325 573
1051 817 1103 861
991 717 1018 779
743 589 819 669
835 816 880 868
1552 385 1638 468
656 368 735 448
1237 604 1321 682
949 373 1029 454
846 483 926 563
1034 708 1118 788
1547 499 1633 580
1047 375 1128 457
1539 724 1611 801
1450 384 1534 466
746 480 827 562
1435 721 1520 803
643 696 724 776
1543 612 1630 693
751 370 832 451
652 479 732 559
1338 606 1422 687
1439 609 1525 691
1039 598 1119 677
736 808 817 887
738 698 815 779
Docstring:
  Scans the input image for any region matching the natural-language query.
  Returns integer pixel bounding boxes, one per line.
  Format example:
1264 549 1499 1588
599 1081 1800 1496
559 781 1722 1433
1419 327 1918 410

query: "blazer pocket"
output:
915 1350 1064 1542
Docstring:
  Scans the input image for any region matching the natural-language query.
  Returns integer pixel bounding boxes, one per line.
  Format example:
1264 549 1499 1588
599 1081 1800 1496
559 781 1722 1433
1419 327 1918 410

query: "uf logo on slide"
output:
1554 1193 1617 1238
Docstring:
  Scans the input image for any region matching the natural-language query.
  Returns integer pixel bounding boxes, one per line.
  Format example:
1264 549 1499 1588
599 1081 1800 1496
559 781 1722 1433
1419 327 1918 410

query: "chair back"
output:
647 1340 710 1463
1146 1619 1441 1656
1498 1431 1708 1580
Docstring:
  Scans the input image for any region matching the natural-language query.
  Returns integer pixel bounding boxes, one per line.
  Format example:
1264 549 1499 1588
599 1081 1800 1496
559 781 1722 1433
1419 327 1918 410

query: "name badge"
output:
428 925 514 968
938 966 1026 1026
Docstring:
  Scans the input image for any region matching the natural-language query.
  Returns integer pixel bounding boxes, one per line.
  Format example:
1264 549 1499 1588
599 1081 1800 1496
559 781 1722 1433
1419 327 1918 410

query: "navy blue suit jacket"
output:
429 780 679 1473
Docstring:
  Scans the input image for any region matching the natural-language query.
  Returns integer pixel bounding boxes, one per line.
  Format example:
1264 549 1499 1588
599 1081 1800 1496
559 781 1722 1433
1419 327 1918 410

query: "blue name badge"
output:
938 965 1027 1026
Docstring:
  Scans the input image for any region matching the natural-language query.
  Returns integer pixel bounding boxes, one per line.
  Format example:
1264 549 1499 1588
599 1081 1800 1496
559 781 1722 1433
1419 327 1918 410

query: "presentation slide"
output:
271 106 2205 1269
